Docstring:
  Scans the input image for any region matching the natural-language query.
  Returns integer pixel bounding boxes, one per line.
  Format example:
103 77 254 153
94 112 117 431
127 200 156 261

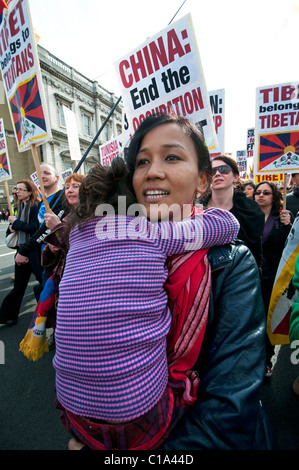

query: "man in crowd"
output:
15 163 67 290
286 173 299 218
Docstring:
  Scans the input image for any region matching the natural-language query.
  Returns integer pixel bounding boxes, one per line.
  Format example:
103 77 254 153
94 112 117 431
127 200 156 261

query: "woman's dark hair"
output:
69 157 137 228
125 113 212 183
212 155 244 191
244 181 255 190
253 181 282 215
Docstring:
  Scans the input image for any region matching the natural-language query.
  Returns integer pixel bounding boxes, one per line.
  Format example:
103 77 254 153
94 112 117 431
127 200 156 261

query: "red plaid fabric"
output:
56 387 186 450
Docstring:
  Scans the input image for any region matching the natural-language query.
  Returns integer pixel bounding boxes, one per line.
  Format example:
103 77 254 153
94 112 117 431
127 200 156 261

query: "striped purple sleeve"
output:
200 207 239 247
158 207 239 254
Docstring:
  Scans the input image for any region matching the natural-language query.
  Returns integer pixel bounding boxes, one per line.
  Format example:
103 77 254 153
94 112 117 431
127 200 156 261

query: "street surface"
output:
0 221 298 450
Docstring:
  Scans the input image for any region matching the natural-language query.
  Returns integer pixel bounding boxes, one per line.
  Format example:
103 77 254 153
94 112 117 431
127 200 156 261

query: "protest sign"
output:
255 81 299 208
0 0 51 152
121 110 132 148
30 170 39 189
0 1 8 24
0 0 52 211
236 150 247 178
114 13 217 150
254 81 299 175
99 135 122 167
0 117 13 213
30 169 43 198
61 168 73 181
209 89 224 157
0 118 12 182
254 173 284 184
63 106 81 162
246 128 255 158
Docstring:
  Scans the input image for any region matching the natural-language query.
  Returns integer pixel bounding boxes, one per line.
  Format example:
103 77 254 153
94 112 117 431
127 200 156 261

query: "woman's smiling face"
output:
132 123 207 221
65 178 81 207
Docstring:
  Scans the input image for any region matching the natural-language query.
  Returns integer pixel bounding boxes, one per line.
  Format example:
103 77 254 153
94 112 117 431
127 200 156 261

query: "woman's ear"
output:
196 172 209 195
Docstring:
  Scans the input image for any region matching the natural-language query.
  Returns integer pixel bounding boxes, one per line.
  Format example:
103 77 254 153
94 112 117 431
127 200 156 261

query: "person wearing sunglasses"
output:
201 155 265 270
253 181 293 376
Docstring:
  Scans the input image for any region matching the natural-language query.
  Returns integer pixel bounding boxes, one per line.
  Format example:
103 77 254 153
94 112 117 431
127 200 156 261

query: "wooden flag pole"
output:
3 180 13 215
31 144 51 213
283 173 287 211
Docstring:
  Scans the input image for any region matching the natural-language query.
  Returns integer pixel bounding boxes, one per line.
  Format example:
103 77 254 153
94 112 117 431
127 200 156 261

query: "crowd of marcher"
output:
0 113 298 450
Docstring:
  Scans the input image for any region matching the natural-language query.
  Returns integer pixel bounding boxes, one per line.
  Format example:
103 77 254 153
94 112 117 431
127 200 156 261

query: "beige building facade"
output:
0 44 122 210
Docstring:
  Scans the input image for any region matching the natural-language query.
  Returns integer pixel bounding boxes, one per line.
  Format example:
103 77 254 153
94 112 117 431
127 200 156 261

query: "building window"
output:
65 160 73 170
85 161 97 173
105 125 109 141
83 114 91 136
54 94 73 129
100 116 110 142
59 103 67 127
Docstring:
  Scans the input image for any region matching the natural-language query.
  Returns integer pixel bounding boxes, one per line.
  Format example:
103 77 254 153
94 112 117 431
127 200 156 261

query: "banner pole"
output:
46 96 122 215
4 180 12 215
283 173 287 211
168 0 187 24
73 96 122 174
31 143 51 213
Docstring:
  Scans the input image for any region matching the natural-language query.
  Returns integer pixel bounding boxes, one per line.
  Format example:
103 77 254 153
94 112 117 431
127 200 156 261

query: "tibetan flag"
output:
0 0 7 24
258 131 299 172
9 74 48 148
19 274 57 361
267 213 299 345
0 0 52 151
0 152 10 179
0 118 12 182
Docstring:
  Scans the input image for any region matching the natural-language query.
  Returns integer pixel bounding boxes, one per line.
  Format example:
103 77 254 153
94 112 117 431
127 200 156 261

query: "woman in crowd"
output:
20 173 85 360
254 181 293 376
0 180 41 326
243 180 255 198
201 155 264 269
54 155 239 450
65 114 273 450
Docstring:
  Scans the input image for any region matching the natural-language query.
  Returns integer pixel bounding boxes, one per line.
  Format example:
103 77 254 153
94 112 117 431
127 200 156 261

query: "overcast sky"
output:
28 0 299 156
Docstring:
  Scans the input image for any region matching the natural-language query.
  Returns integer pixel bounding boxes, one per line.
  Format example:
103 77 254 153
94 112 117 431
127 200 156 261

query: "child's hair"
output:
70 157 137 228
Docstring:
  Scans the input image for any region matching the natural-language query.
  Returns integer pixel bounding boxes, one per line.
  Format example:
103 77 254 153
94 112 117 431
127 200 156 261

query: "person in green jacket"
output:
11 186 18 216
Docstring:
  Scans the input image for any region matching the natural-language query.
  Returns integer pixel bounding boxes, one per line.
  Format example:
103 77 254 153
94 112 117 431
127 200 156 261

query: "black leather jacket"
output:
163 240 273 450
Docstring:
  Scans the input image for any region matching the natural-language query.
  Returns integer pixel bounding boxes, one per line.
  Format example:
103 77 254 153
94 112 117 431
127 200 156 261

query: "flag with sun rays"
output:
0 118 12 182
0 151 12 181
267 213 299 345
257 131 299 172
255 82 299 175
0 0 7 25
9 74 48 149
0 0 51 152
